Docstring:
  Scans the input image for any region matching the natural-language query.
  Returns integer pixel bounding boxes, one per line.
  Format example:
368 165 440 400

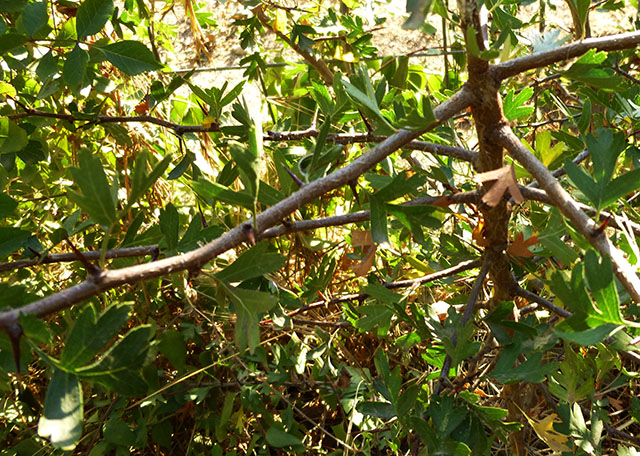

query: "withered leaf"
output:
507 232 538 258
474 165 524 206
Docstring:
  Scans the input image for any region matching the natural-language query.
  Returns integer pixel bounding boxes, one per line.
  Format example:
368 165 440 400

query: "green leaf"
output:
555 324 620 345
564 159 600 207
584 250 624 325
63 45 89 92
0 33 28 55
61 304 131 369
222 283 277 353
0 227 31 258
492 344 557 384
603 168 640 207
22 1 48 36
374 171 426 202
69 149 117 228
369 195 388 245
103 418 136 446
128 152 171 206
215 242 284 283
396 385 419 417
265 426 303 448
158 330 186 370
38 369 83 450
76 0 113 39
403 0 434 29
503 87 534 121
356 401 396 418
20 314 51 345
0 118 28 153
363 283 401 303
355 304 393 336
587 129 626 184
77 325 154 374
159 203 179 252
340 68 394 131
97 40 163 75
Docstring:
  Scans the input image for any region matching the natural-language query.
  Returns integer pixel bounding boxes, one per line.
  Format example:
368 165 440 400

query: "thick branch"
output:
0 87 474 329
493 31 640 81
494 124 640 303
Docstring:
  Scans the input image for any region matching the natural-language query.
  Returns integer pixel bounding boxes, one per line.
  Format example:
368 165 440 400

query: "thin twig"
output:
261 258 481 323
435 252 493 394
492 31 640 80
0 245 160 273
513 286 572 318
8 107 220 135
265 130 478 162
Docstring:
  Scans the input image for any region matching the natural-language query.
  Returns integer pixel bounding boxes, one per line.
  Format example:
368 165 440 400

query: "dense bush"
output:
2 0 640 454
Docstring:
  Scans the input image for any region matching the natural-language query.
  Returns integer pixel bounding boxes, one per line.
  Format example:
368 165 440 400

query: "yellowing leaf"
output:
202 114 217 129
474 165 524 206
517 405 571 453
273 9 287 34
472 218 491 247
334 42 358 63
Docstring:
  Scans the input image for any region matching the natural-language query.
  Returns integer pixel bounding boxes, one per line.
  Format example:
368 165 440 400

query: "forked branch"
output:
494 124 640 303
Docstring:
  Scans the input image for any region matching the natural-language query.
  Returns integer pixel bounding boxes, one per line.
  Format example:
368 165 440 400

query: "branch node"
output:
65 238 102 276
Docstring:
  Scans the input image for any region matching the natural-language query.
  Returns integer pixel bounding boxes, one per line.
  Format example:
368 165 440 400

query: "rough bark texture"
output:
458 0 514 304
458 0 522 452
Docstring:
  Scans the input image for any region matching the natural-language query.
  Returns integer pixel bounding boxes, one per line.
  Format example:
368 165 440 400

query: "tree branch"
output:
493 31 640 81
264 258 482 323
0 86 475 329
436 252 493 393
8 108 220 135
265 130 478 163
0 245 159 273
253 5 334 85
493 124 640 303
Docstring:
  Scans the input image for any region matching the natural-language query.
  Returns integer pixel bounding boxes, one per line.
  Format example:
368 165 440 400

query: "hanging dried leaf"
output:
351 229 377 276
472 218 491 247
474 165 524 206
507 232 539 258
351 229 373 247
352 244 377 277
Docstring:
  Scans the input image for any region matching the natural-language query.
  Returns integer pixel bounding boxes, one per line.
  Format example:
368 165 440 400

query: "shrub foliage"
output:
2 0 640 454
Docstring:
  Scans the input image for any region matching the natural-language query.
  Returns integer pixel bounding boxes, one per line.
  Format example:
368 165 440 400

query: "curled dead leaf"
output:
507 232 538 258
474 165 524 207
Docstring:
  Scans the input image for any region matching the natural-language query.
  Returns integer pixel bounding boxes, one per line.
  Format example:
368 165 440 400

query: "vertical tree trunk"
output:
457 0 523 453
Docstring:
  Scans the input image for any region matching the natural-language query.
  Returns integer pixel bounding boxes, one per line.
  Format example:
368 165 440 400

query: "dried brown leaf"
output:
507 232 539 258
351 229 373 248
474 165 524 206
352 245 377 277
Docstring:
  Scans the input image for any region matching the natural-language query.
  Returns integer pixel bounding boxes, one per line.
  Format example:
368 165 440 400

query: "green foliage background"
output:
2 0 640 454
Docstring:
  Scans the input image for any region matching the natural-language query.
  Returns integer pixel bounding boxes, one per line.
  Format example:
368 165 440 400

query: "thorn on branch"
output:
7 323 23 373
349 180 360 205
285 167 305 188
65 238 102 276
243 223 257 246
